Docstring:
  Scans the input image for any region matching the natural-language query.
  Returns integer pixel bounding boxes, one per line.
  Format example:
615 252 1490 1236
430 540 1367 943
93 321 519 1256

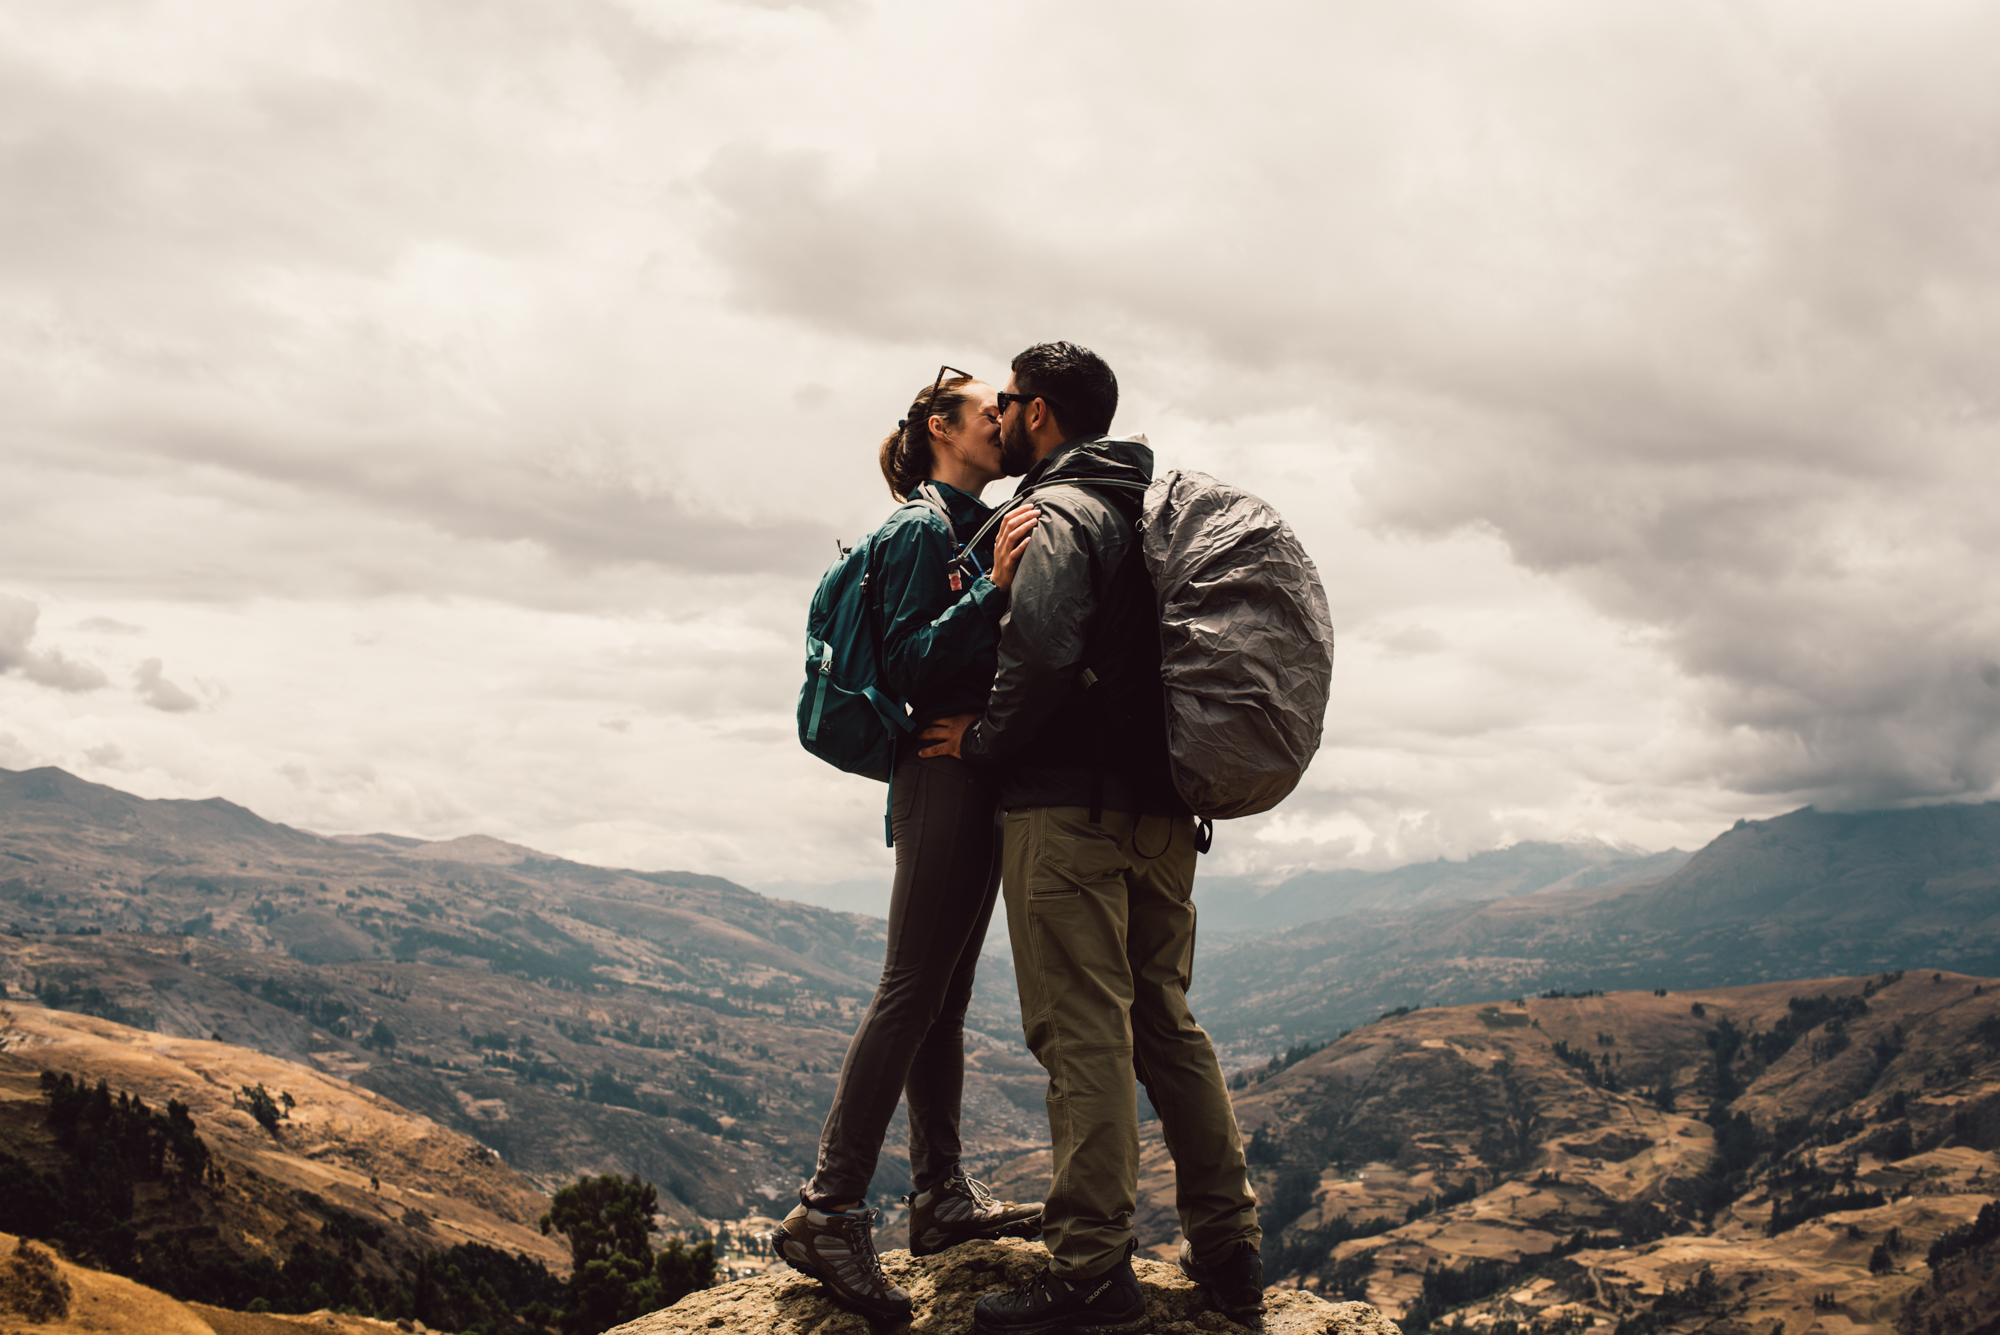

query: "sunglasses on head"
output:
926 364 973 409
900 365 975 433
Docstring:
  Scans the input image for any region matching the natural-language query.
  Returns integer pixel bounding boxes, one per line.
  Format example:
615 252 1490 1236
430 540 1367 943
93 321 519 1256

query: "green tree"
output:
652 1238 715 1307
539 1173 712 1335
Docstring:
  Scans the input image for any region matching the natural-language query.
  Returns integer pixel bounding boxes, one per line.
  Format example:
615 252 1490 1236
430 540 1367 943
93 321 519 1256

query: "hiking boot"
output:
972 1256 1148 1334
769 1202 913 1322
1177 1236 1264 1325
907 1172 1043 1257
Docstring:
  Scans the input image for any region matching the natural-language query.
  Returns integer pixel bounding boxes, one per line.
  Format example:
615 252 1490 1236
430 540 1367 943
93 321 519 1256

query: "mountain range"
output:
11 764 2000 1332
0 764 1049 1226
1189 802 2000 1049
759 839 1689 937
1187 840 1691 938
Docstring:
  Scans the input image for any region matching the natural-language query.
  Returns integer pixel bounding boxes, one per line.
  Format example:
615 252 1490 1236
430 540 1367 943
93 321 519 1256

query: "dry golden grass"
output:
0 1005 567 1276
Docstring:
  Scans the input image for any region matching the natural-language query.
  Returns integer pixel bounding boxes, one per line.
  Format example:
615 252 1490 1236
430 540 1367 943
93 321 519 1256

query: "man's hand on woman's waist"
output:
917 713 976 759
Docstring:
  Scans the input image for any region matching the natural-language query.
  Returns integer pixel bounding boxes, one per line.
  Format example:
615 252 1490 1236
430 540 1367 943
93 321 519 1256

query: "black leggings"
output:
803 744 1003 1204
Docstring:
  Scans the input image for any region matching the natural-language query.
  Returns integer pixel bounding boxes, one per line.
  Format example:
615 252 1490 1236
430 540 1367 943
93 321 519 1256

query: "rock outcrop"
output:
603 1237 1398 1335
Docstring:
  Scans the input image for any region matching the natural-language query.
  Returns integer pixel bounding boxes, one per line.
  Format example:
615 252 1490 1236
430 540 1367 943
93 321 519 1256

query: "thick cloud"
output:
133 658 200 713
697 0 2000 818
0 596 109 692
1 0 1996 885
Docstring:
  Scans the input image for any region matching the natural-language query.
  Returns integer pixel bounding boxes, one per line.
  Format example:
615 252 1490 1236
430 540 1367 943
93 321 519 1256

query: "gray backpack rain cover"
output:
1139 469 1335 819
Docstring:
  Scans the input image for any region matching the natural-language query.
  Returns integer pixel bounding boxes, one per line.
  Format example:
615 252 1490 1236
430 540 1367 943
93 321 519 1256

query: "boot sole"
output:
767 1226 915 1324
1176 1260 1263 1326
909 1212 1044 1258
971 1310 1148 1335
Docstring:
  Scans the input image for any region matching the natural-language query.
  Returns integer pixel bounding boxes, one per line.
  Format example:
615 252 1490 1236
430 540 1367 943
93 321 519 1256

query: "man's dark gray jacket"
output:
961 435 1188 816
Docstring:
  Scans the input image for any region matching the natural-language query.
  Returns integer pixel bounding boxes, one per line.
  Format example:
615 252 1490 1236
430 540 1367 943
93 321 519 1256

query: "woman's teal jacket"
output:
873 480 1008 729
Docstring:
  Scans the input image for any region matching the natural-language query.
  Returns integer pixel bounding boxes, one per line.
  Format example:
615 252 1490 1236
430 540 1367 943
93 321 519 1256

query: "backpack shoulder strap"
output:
951 477 1147 568
907 482 956 540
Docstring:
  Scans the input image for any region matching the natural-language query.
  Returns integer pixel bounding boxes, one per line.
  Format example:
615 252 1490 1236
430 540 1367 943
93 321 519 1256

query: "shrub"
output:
237 1083 293 1134
0 1240 72 1323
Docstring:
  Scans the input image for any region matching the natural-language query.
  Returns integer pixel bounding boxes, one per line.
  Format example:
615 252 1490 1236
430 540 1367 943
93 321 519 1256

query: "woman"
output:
772 371 1042 1322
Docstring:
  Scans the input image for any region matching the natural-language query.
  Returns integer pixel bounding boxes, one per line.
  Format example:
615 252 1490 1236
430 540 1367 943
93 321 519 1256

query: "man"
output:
919 342 1262 1333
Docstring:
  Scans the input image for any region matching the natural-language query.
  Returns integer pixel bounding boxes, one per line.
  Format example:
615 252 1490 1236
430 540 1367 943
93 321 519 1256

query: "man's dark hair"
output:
1010 341 1117 438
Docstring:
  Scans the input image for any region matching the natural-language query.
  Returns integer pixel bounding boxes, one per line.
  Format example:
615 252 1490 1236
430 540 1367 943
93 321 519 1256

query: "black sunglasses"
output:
996 390 1053 414
900 365 976 434
925 364 973 413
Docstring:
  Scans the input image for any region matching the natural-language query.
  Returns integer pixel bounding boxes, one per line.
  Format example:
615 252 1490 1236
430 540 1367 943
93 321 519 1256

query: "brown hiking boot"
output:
906 1172 1043 1257
770 1202 913 1322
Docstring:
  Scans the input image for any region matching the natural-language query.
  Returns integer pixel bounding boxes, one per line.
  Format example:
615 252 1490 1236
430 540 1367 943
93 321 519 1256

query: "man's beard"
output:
998 413 1035 477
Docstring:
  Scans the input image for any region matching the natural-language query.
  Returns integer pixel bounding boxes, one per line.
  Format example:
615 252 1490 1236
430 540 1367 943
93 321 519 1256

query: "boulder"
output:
602 1237 1399 1335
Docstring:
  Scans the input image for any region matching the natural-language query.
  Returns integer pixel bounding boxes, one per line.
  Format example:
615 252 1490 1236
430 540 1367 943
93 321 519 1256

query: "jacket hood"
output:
1020 434 1154 494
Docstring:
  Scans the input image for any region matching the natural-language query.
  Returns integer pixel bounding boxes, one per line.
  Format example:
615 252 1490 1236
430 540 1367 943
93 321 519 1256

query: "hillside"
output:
0 764 1049 1227
987 971 2000 1333
1190 802 2000 1047
0 1226 413 1335
0 1004 562 1260
0 1004 570 1331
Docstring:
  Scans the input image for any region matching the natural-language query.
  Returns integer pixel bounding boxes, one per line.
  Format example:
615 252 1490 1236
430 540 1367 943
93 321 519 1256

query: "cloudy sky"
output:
4 0 1998 899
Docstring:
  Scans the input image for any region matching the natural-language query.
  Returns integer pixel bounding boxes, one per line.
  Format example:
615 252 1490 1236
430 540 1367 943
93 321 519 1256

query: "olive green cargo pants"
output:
1000 805 1261 1279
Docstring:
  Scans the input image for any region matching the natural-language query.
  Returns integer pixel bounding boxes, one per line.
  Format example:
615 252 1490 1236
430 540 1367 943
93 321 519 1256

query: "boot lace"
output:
1005 1267 1062 1307
956 1173 999 1208
829 1212 893 1291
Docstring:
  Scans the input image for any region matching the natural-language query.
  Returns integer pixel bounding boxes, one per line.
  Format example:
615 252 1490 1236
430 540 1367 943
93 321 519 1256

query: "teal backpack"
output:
797 485 956 842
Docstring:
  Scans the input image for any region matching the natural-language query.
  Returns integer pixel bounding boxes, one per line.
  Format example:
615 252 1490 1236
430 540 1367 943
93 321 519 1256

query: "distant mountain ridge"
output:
1621 801 2000 929
1189 801 2000 1046
762 841 1690 933
1190 840 1692 936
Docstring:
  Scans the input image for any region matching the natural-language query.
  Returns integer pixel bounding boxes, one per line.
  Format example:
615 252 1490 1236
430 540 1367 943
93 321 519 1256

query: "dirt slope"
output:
0 1004 566 1271
0 1230 408 1335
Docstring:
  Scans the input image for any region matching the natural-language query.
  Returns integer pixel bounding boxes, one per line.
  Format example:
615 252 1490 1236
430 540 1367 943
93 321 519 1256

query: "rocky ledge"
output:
602 1237 1399 1335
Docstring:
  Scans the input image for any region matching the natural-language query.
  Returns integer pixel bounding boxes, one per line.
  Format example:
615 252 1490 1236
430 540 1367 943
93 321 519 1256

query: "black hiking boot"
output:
770 1202 913 1323
907 1172 1042 1257
972 1255 1149 1334
1176 1236 1264 1325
